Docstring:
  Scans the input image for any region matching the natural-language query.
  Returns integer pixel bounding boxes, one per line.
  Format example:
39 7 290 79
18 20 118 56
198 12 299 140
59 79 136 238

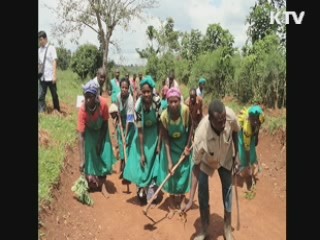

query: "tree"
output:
215 47 235 98
136 17 180 59
246 0 285 45
48 0 158 77
202 23 234 52
136 25 158 59
70 44 102 80
56 47 72 70
236 34 286 108
180 29 203 66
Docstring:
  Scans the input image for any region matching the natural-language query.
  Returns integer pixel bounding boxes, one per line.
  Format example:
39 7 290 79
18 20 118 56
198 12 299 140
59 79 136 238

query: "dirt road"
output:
39 95 286 240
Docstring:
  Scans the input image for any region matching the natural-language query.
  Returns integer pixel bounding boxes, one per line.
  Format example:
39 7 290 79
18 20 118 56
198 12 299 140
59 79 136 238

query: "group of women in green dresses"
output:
78 73 264 210
78 75 193 210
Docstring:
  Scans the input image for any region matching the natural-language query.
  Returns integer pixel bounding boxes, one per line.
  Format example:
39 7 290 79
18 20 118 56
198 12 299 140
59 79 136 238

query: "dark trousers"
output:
198 167 233 214
38 80 60 113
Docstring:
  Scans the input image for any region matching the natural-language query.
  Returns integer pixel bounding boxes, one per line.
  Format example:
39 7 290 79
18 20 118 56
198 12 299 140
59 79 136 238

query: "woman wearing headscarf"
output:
196 77 206 98
77 81 117 195
157 87 193 213
115 78 136 182
237 105 265 190
123 75 162 203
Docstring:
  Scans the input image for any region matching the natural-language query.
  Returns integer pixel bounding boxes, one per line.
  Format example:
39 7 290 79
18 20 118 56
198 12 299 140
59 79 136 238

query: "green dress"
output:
117 108 135 160
237 107 264 169
84 114 117 177
157 106 191 195
161 99 168 110
238 130 258 167
123 102 160 187
110 78 121 103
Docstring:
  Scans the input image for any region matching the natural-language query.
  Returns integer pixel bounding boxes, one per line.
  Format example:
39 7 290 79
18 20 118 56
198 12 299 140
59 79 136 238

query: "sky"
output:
39 0 256 66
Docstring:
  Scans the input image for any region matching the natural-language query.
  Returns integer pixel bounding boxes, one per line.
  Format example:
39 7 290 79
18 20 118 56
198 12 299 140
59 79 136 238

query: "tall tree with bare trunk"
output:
46 0 158 79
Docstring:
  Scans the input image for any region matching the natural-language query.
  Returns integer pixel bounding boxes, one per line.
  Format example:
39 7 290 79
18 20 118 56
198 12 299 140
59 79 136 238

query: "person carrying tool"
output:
123 75 162 204
77 81 117 196
115 78 135 184
237 105 265 190
156 87 193 215
181 99 240 240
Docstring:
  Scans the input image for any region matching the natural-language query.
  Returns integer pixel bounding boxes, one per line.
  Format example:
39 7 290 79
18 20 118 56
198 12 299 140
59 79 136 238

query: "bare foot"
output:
180 195 186 210
167 208 176 219
150 202 157 209
101 184 109 199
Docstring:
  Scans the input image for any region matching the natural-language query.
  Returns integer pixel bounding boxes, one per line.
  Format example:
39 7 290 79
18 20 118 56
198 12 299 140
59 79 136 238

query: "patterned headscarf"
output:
140 75 156 89
166 87 181 100
83 80 99 103
83 80 98 95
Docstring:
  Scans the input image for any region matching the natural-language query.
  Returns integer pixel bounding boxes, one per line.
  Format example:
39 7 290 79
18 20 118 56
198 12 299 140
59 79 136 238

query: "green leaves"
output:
71 175 94 206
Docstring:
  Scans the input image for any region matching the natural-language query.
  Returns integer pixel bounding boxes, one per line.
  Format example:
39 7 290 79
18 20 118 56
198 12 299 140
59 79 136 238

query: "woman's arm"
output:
79 132 85 172
182 164 200 212
160 121 173 174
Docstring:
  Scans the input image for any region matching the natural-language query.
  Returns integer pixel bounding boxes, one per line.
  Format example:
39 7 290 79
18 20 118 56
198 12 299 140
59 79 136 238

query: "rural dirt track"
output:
39 94 286 240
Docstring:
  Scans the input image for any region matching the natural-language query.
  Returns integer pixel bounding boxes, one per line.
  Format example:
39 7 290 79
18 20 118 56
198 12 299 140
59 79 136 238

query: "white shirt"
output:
38 43 57 82
196 87 205 98
165 78 179 89
116 93 135 123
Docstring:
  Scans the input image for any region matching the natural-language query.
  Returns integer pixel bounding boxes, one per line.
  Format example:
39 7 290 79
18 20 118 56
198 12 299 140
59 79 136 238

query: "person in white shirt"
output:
164 72 179 89
38 31 60 113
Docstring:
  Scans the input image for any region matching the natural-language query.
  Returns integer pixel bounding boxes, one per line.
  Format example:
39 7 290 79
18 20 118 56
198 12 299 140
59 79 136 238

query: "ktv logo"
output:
270 11 305 24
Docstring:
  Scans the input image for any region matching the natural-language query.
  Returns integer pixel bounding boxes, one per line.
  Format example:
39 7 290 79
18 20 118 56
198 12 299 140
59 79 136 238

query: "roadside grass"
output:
39 69 83 207
222 96 286 134
264 113 286 135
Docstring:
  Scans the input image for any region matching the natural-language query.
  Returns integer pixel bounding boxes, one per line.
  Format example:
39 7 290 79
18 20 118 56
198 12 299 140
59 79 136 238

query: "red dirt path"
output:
39 95 286 240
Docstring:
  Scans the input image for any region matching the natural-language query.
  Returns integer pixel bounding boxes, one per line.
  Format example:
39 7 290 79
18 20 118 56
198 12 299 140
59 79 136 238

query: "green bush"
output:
70 44 102 80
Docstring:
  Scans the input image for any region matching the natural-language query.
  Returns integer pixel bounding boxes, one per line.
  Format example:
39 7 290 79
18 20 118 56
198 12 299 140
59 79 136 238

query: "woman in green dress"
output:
123 75 162 203
157 87 193 212
77 81 117 195
237 105 265 190
115 78 136 182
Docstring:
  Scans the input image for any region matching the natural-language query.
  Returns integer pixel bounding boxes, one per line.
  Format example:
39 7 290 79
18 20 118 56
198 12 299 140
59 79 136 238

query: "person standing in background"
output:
90 67 107 96
108 69 121 103
38 31 61 113
184 88 203 130
196 78 206 98
130 73 140 104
